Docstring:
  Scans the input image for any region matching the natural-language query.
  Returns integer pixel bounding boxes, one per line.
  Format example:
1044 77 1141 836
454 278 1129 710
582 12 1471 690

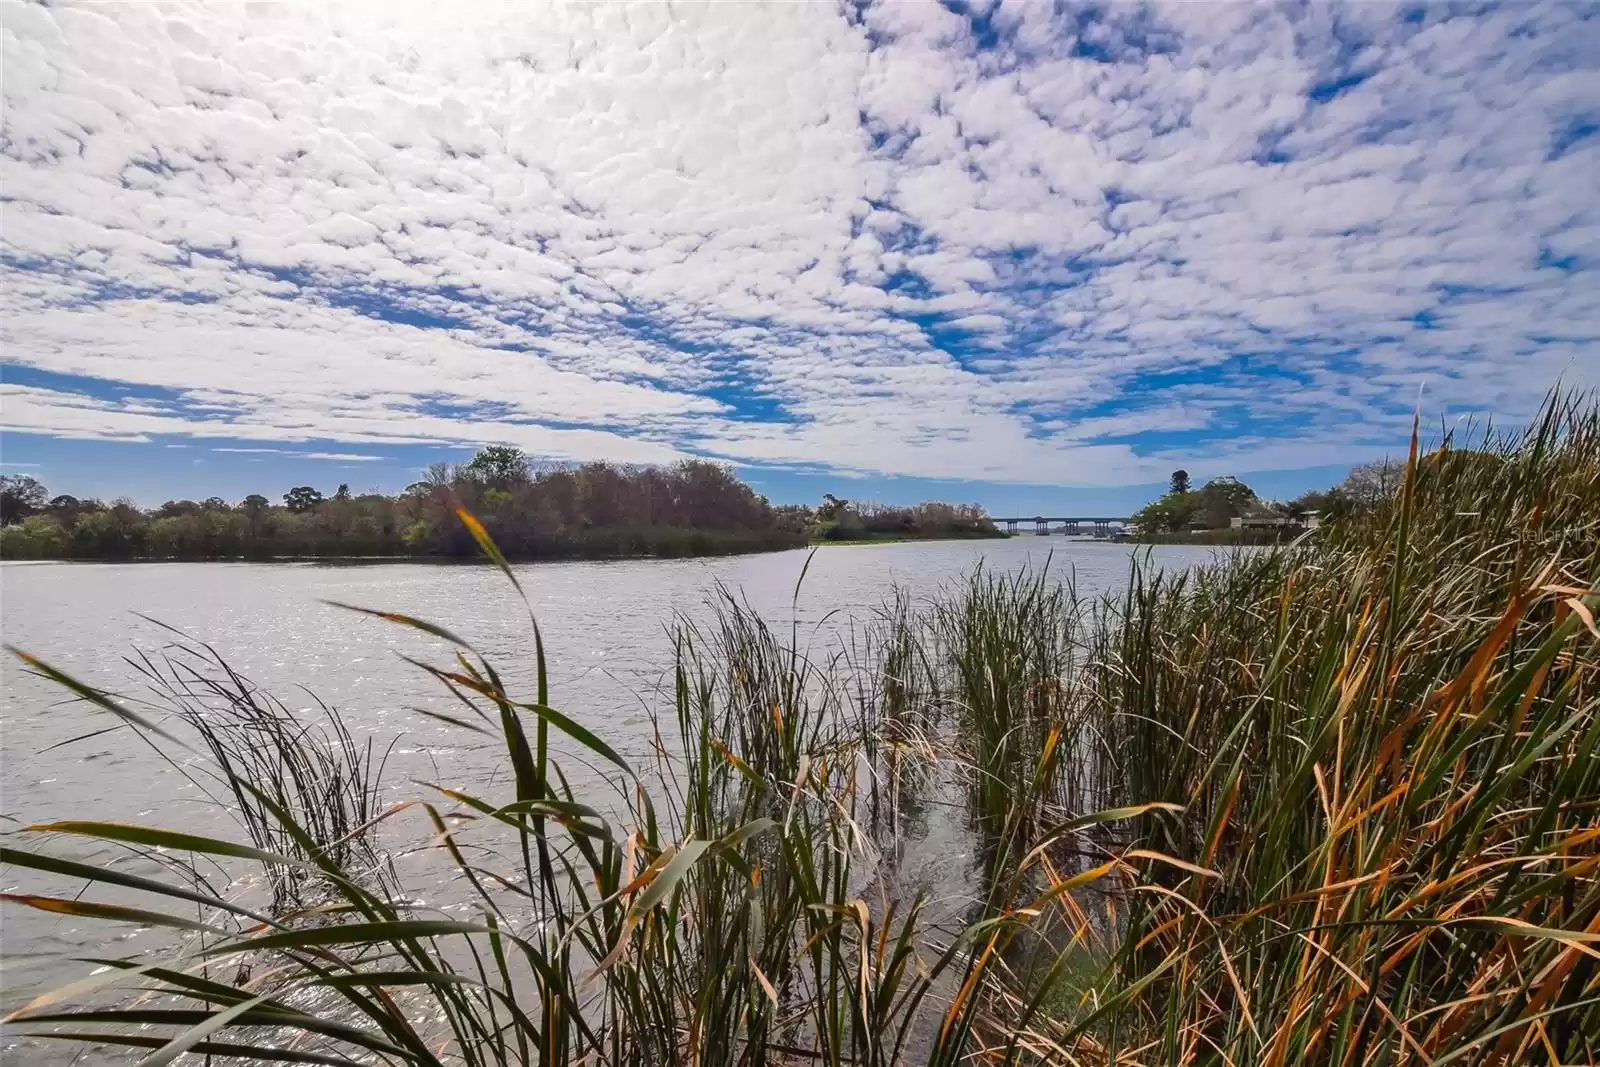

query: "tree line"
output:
0 449 812 561
803 493 1002 541
1130 461 1404 539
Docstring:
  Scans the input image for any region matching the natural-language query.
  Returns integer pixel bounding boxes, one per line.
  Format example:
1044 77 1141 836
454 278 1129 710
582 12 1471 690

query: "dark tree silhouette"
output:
1169 469 1191 495
0 475 48 524
283 486 324 513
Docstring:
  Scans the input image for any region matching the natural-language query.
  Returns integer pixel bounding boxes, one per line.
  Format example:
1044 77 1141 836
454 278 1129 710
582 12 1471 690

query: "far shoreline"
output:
2 533 1288 565
2 535 992 566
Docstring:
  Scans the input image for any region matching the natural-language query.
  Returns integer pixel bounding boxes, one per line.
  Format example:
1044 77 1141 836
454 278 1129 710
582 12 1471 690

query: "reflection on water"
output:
0 539 1218 1015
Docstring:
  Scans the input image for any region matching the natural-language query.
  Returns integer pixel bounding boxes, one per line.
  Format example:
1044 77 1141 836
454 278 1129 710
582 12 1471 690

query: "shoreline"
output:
3 533 1034 564
1 531 1292 563
810 532 1010 546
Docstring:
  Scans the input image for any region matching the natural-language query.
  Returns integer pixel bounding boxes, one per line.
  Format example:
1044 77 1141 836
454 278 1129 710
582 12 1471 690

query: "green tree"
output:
1131 493 1199 535
0 525 33 558
283 486 324 513
72 508 139 557
11 514 68 557
401 520 430 551
334 483 351 501
465 445 528 486
242 494 271 538
1131 475 1258 534
1193 475 1256 528
1169 469 1190 495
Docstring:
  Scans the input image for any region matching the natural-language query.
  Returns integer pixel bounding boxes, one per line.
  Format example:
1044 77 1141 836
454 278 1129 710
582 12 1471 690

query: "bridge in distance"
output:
992 516 1131 536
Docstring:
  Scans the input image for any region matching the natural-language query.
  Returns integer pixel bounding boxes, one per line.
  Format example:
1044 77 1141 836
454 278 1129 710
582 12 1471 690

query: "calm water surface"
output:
0 539 1218 1030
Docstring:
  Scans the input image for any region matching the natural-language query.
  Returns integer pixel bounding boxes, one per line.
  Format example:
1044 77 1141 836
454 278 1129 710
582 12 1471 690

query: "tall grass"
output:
1067 392 1600 1063
2 391 1596 1065
124 633 395 913
934 566 1089 893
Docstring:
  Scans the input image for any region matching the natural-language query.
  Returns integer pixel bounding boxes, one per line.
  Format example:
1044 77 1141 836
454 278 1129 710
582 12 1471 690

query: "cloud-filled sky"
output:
2 0 1596 508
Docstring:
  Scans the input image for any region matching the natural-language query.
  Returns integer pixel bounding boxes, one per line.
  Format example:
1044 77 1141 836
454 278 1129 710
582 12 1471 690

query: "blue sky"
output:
2 1 1596 512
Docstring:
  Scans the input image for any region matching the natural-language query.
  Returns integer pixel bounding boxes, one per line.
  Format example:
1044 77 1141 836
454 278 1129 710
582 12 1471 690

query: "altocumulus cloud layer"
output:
2 1 1596 486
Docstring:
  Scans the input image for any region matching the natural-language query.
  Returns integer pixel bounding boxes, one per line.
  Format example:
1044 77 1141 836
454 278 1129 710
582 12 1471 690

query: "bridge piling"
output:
994 515 1131 537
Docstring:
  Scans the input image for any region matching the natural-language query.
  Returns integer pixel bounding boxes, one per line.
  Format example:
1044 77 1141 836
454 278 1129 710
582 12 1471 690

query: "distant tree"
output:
0 475 48 524
1169 469 1191 495
240 494 271 538
201 496 231 511
465 446 528 486
403 481 432 497
3 514 69 558
1131 494 1197 535
1130 474 1258 534
818 493 848 522
772 503 814 533
1200 476 1254 510
1284 487 1352 521
1194 475 1256 528
283 486 324 513
1340 460 1402 510
334 483 351 501
157 500 203 518
42 493 87 526
401 520 430 551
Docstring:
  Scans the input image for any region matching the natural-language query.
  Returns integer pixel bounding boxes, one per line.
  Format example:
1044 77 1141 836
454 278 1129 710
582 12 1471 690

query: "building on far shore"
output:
1232 510 1321 531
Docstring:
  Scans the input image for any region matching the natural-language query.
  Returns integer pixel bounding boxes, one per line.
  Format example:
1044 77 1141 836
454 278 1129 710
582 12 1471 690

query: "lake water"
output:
0 538 1218 1034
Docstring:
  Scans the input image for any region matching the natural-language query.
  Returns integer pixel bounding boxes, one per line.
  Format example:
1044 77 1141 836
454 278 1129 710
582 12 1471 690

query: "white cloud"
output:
1 1 1595 486
294 452 384 462
212 447 384 461
1 382 693 464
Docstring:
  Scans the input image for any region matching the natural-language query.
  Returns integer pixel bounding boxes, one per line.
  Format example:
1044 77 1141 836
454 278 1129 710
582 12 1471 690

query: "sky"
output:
2 1 1596 514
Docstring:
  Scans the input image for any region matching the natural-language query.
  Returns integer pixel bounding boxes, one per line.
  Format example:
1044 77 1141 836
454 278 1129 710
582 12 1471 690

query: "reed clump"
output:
1070 393 1600 1063
2 390 1595 1065
130 634 395 913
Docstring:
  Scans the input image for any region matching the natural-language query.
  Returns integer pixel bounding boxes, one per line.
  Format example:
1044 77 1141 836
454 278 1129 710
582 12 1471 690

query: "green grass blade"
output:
22 821 305 869
1 894 223 933
13 1033 362 1066
0 845 279 928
